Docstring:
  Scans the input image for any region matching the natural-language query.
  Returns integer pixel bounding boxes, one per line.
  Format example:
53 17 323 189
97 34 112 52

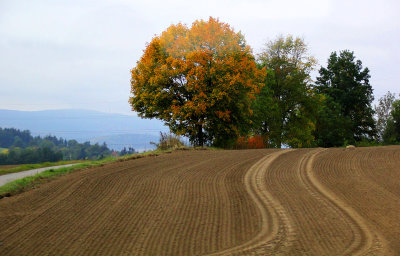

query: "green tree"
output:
383 99 400 143
130 17 263 147
253 35 317 148
315 50 375 145
12 136 24 148
39 139 56 150
375 92 397 141
314 95 352 147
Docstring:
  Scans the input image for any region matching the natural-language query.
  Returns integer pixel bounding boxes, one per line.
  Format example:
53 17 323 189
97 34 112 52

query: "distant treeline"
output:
0 128 116 164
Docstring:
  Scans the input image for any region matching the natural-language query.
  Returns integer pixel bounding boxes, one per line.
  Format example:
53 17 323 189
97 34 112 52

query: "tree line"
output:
130 17 399 148
0 128 114 164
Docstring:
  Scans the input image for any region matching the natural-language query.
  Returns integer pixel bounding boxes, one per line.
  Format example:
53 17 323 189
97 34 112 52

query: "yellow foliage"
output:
130 17 264 146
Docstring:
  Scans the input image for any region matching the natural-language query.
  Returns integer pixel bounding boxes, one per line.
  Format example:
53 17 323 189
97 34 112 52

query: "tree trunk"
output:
197 124 204 147
276 137 282 148
276 124 283 148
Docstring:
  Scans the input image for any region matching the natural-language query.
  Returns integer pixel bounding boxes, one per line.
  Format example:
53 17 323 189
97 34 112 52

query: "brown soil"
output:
0 147 399 255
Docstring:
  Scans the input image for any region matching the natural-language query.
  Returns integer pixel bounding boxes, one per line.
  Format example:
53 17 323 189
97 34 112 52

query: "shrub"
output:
234 135 268 149
151 132 186 150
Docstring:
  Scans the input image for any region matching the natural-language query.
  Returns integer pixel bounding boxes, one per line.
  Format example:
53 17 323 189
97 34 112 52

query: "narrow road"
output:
0 164 78 187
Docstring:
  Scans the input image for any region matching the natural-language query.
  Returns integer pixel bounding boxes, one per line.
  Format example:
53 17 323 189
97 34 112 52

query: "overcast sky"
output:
0 0 399 115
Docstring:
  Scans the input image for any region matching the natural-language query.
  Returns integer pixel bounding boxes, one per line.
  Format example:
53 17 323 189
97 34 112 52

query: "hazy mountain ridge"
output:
90 134 159 151
0 109 167 151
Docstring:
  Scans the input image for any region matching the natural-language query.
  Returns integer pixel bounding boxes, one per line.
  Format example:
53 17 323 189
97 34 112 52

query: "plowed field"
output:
1 146 400 255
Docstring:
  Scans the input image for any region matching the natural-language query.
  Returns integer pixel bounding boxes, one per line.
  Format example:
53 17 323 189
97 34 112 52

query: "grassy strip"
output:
0 160 86 176
0 155 127 198
0 163 91 197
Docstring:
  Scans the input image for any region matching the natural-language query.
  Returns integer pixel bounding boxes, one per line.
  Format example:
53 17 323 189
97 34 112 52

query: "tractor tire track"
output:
210 149 295 255
313 147 400 254
301 149 388 255
252 149 355 255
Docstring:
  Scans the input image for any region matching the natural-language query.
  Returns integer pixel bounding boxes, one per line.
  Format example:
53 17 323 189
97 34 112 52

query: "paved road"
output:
0 164 78 187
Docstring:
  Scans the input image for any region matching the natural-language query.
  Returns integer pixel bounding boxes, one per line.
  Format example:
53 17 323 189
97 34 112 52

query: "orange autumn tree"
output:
130 17 263 147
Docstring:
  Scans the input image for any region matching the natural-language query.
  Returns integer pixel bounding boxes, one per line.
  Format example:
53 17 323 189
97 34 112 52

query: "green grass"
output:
0 160 86 176
0 163 90 196
0 156 123 197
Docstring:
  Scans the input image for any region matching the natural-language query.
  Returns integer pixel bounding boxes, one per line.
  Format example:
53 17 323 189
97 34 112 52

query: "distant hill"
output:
0 109 168 151
90 134 159 151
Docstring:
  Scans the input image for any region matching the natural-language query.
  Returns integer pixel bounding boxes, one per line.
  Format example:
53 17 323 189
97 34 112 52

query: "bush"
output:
151 132 185 150
234 135 268 149
354 139 381 147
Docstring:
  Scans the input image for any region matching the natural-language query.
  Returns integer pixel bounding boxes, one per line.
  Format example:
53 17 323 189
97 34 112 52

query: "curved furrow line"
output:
357 148 400 201
215 155 266 250
111 151 254 255
103 154 215 254
153 152 222 252
259 149 352 255
333 147 399 254
0 177 93 254
100 157 202 255
304 149 388 255
0 165 92 217
298 149 367 254
108 179 165 255
63 167 138 256
199 154 264 255
140 155 224 255
209 149 294 255
295 150 362 254
0 175 87 238
2 158 185 255
0 150 270 255
155 153 262 255
13 166 133 255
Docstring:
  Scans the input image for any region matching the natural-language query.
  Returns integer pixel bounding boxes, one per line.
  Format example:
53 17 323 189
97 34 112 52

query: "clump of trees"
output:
119 147 136 156
0 147 63 165
0 128 114 164
130 17 398 148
